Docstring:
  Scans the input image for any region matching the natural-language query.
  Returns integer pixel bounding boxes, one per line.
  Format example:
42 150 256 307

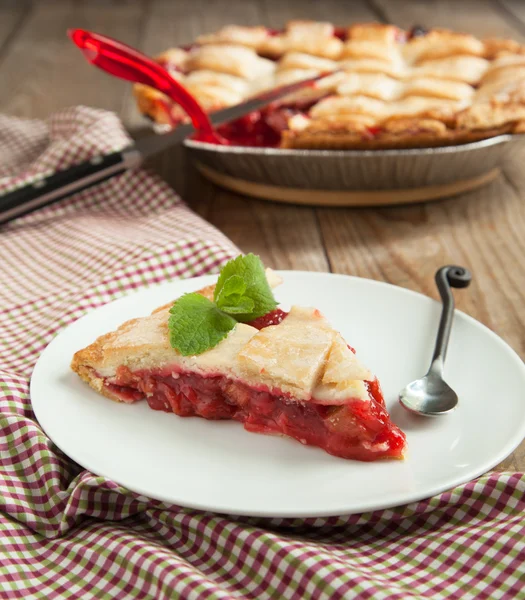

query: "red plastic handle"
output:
68 28 223 143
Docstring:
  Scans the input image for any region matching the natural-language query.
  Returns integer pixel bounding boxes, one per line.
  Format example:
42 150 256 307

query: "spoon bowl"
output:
399 370 458 416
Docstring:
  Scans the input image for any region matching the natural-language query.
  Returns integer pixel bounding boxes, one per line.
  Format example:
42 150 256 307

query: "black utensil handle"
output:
0 149 141 225
432 265 473 365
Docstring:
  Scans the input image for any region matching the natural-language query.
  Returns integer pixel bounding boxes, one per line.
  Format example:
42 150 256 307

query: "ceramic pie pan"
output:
181 134 524 206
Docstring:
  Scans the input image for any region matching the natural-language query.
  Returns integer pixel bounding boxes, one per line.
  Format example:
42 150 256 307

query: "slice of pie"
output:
71 267 406 461
134 21 525 149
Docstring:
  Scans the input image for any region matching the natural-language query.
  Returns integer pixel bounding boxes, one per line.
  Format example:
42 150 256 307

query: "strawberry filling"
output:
246 308 288 329
215 100 323 147
103 365 405 461
364 126 383 138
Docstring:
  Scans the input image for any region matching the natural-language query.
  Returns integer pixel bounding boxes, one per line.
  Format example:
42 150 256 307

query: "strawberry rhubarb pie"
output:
71 255 406 461
135 21 525 149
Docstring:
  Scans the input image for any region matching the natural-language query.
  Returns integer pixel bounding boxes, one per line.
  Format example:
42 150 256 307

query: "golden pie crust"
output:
70 267 408 461
71 271 375 406
134 21 525 149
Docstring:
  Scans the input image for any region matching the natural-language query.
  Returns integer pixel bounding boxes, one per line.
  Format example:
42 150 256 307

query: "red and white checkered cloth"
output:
1 106 524 600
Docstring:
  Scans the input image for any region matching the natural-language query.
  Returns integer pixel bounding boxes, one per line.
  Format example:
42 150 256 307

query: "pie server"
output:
0 29 331 226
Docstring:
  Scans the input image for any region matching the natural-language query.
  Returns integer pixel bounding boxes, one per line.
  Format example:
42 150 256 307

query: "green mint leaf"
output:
214 254 277 322
168 293 237 356
218 296 255 315
168 255 279 356
215 274 246 309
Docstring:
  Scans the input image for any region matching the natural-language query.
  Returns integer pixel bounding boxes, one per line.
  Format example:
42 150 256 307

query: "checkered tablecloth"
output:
1 106 524 600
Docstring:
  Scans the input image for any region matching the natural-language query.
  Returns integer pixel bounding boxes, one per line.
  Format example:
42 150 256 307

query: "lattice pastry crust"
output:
134 21 525 149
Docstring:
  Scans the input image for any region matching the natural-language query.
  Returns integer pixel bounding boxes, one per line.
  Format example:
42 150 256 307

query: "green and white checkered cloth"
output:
1 107 524 599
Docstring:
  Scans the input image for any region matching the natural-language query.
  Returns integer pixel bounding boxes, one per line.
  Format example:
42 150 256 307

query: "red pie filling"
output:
155 96 387 147
154 99 295 147
153 24 429 147
214 98 326 147
246 308 288 329
102 365 405 461
216 110 284 147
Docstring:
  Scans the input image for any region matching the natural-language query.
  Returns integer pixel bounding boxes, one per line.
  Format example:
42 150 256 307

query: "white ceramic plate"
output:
31 272 525 518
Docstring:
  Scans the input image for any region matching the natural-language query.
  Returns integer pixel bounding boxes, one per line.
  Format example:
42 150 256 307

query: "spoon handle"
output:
430 266 472 372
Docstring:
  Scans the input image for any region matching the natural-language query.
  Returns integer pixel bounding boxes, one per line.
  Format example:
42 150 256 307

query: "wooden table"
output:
1 0 524 470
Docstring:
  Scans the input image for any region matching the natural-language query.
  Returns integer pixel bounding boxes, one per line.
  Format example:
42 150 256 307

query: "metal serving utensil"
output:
0 29 334 225
399 265 472 416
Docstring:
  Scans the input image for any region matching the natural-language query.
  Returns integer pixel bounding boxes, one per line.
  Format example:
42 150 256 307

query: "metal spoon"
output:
399 265 472 416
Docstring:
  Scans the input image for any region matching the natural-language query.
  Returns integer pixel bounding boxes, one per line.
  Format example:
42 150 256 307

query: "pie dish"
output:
134 21 525 150
71 268 406 461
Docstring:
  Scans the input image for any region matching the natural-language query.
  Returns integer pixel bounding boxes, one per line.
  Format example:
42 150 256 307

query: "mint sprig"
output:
214 254 277 322
168 293 237 356
169 254 278 356
213 274 254 314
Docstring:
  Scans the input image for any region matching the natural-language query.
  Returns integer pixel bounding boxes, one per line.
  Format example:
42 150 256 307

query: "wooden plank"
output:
499 0 525 35
192 192 330 271
336 0 525 472
0 0 30 55
373 0 523 38
260 0 380 25
0 0 146 119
